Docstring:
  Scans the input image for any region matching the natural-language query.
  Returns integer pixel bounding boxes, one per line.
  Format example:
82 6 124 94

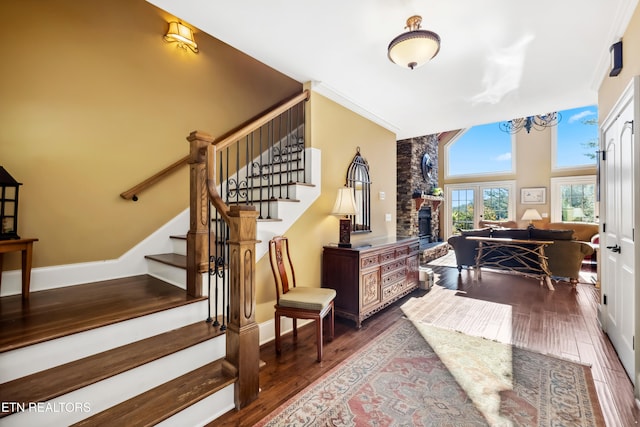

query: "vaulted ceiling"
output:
147 0 638 139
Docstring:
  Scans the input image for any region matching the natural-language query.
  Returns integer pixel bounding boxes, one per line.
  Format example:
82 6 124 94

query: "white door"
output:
601 78 637 383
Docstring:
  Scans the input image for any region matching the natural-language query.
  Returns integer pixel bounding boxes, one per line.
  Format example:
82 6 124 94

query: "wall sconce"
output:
609 40 622 77
164 22 199 53
332 187 358 248
521 208 542 226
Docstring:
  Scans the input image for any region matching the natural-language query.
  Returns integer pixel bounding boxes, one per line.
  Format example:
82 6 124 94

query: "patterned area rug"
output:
255 319 604 426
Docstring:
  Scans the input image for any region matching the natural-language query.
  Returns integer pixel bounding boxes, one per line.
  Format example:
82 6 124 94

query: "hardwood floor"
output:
212 262 640 426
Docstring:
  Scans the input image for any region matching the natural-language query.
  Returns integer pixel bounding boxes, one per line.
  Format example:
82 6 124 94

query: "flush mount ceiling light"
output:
164 21 198 53
388 15 441 70
499 113 561 134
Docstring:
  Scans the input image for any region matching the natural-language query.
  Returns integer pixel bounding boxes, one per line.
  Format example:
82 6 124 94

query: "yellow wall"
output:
254 92 398 322
0 0 301 269
599 5 640 122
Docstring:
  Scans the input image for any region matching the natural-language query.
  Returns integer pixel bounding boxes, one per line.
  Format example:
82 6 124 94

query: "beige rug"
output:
408 322 604 426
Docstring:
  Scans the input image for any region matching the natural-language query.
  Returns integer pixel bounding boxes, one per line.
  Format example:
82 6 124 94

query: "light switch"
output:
542 212 549 218
385 213 392 222
379 191 386 200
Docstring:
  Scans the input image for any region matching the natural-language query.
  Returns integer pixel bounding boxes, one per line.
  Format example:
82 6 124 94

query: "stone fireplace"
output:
397 134 447 261
397 134 441 239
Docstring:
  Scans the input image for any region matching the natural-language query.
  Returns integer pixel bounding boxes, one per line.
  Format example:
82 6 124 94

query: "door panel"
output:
601 84 636 383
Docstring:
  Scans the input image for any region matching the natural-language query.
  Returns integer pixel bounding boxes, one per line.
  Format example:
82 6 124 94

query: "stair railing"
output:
186 89 310 409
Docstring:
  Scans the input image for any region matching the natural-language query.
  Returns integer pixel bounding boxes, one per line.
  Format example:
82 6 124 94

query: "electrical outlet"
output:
385 213 392 222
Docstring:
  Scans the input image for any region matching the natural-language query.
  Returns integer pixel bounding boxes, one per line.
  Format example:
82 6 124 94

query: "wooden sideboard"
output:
322 237 419 328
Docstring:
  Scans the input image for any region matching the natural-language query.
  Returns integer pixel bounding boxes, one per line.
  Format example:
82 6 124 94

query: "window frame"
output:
444 126 517 179
549 175 598 223
551 106 598 172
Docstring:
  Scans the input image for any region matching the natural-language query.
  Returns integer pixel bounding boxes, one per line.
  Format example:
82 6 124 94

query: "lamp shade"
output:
572 207 584 219
332 188 357 216
388 15 441 70
164 22 199 53
521 208 542 222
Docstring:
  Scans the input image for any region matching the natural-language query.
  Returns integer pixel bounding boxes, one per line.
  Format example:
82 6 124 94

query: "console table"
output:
322 237 419 328
467 236 555 290
0 238 38 299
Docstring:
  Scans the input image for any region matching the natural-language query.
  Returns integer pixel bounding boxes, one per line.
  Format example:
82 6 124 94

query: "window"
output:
451 188 475 231
445 181 515 235
552 105 598 170
550 176 597 222
482 187 510 221
446 123 515 178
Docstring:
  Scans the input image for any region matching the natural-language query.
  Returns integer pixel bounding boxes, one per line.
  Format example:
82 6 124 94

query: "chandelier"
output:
499 113 561 134
388 15 441 70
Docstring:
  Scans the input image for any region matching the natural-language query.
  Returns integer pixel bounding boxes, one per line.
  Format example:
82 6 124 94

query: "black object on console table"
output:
321 237 419 328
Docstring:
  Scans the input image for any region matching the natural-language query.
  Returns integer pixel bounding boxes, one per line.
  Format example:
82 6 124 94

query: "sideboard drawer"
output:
380 258 406 275
361 254 379 269
382 268 406 287
380 250 395 263
382 279 412 302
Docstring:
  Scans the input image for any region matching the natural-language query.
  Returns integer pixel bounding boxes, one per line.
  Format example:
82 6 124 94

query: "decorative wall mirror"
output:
346 147 371 233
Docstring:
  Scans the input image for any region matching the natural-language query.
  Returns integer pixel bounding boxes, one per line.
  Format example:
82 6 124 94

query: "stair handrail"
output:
120 155 191 201
214 90 309 153
120 90 310 202
207 89 310 221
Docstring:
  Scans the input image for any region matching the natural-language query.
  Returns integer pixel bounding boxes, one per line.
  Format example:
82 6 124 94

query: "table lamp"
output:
521 208 542 226
332 187 357 247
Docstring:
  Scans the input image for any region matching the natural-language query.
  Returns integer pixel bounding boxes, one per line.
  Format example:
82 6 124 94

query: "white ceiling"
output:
147 0 637 139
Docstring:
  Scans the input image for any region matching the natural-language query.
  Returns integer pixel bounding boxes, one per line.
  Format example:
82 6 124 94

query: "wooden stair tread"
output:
71 360 235 427
146 253 223 274
0 275 205 352
145 253 186 269
0 321 225 417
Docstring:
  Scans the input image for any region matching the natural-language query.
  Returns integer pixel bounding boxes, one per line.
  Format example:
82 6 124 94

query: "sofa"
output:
542 222 599 243
447 226 595 286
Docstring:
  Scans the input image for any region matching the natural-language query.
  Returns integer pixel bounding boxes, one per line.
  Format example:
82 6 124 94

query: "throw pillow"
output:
460 228 492 237
491 228 530 239
530 228 575 240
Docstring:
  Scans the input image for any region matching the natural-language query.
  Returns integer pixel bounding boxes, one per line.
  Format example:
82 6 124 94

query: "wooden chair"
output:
268 236 336 362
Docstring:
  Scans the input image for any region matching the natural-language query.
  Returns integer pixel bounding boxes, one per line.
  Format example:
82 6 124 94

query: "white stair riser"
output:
171 237 187 256
0 300 208 383
0 336 227 427
156 385 234 427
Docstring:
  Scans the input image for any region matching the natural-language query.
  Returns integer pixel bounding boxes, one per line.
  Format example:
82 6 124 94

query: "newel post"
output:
186 131 215 297
223 205 260 408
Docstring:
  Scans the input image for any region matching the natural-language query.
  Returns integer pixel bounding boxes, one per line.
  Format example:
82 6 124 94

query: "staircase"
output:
0 278 234 426
0 94 320 425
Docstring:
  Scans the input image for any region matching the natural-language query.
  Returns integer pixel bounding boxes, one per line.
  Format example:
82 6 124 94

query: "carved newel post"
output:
186 131 214 297
186 131 260 408
222 205 260 408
